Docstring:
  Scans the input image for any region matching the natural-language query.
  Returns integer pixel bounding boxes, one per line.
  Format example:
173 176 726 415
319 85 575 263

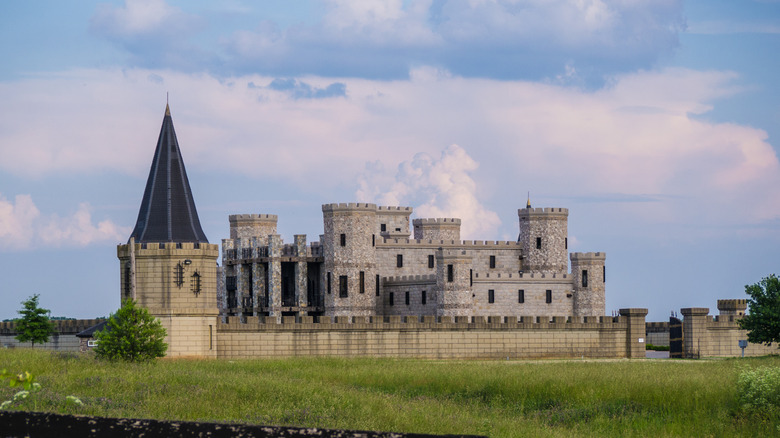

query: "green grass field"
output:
2 349 779 437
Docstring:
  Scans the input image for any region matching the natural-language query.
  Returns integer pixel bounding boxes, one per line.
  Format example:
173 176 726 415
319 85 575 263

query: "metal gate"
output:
669 316 683 358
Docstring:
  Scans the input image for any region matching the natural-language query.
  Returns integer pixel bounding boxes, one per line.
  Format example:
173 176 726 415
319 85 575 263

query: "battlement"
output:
412 218 461 225
472 271 569 281
229 214 278 223
717 299 747 311
322 202 379 213
570 252 606 261
517 207 569 218
382 274 437 284
118 242 220 257
376 205 413 214
379 238 521 248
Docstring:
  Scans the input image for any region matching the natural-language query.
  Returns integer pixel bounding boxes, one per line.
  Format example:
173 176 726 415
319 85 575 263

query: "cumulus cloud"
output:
357 145 501 239
0 194 129 250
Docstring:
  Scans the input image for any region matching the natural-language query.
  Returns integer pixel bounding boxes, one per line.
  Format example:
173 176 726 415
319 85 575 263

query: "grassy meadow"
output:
1 348 779 437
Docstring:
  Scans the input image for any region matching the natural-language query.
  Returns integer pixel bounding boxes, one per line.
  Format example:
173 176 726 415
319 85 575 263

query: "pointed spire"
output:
128 104 209 244
526 191 532 209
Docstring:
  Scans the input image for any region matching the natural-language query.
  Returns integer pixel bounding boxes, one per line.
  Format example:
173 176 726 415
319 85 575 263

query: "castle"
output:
113 105 648 359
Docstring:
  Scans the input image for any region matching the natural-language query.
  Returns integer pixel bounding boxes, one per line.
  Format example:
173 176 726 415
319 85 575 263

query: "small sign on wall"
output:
638 338 645 343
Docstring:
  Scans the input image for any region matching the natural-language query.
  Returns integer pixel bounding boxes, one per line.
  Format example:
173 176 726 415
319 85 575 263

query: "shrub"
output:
737 366 780 416
94 299 167 362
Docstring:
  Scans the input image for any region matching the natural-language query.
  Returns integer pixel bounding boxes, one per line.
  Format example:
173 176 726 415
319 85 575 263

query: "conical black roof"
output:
128 104 209 244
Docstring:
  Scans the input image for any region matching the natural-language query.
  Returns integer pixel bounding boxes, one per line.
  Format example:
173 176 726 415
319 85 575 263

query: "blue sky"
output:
1 0 779 321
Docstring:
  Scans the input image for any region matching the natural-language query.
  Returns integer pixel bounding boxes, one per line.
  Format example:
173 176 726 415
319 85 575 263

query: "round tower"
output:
517 206 568 274
435 249 474 317
413 218 461 241
570 252 606 316
229 214 278 245
321 203 378 316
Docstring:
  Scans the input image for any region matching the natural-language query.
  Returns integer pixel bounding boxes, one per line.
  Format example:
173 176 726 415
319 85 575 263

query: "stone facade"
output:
220 202 607 321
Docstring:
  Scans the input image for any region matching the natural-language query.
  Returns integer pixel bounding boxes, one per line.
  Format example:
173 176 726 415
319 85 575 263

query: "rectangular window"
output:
376 274 380 296
405 291 410 305
565 237 568 249
603 266 606 283
488 289 495 304
546 289 552 304
489 255 496 269
422 290 427 305
327 272 331 294
381 223 387 232
470 269 473 286
428 255 435 269
518 289 525 303
582 270 588 288
339 275 348 298
447 264 454 282
372 234 375 246
359 271 365 294
397 254 403 268
389 292 394 306
536 237 542 249
340 233 346 247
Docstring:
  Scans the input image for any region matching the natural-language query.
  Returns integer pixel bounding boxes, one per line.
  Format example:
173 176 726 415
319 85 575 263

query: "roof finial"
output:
526 191 531 208
165 92 170 116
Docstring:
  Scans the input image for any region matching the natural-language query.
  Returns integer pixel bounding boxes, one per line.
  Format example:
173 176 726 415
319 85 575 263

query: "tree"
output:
738 274 780 347
94 299 168 362
15 295 55 348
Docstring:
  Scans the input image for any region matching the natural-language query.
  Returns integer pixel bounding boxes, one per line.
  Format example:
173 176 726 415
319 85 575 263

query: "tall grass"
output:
2 349 779 437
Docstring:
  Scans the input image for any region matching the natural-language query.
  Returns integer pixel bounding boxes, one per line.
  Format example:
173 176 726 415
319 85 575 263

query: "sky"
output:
1 0 779 322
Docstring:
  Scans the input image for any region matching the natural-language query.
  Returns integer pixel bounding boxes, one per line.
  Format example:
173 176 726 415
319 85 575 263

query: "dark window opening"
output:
536 237 542 249
422 290 427 305
447 264 454 282
603 266 606 283
376 274 380 296
565 237 568 249
340 233 346 247
359 271 365 294
518 289 525 303
489 255 496 269
372 234 375 246
389 292 394 306
546 289 552 304
397 254 403 268
405 291 410 305
470 269 473 286
339 275 348 298
488 289 495 304
428 255 435 269
327 272 331 294
582 270 588 288
395 227 401 232
380 224 387 232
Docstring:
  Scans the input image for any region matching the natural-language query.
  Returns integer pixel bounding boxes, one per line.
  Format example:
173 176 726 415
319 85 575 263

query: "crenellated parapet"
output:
229 214 278 242
717 299 747 316
570 252 606 261
382 274 437 285
517 207 569 218
413 218 462 241
322 202 378 212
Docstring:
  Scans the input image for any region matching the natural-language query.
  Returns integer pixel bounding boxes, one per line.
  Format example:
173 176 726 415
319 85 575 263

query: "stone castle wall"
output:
681 308 778 357
518 208 568 274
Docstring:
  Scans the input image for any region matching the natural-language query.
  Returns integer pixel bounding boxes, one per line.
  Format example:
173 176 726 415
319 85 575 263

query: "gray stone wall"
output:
376 206 412 238
471 273 574 317
518 208 568 274
413 218 461 241
229 214 277 244
378 276 437 316
570 252 606 317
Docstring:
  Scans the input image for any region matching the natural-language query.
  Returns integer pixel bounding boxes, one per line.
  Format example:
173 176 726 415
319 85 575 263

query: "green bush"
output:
645 344 670 351
94 299 167 362
737 366 780 416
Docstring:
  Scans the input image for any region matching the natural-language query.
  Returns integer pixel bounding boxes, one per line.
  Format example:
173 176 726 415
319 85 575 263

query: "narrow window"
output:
546 289 552 304
397 254 403 268
381 223 387 232
470 269 473 286
327 272 331 294
488 289 495 304
518 289 525 303
389 292 394 306
339 275 348 298
447 264 454 282
489 255 496 269
582 270 588 288
405 291 410 305
565 237 568 249
536 237 542 249
428 255 435 269
376 274 380 296
340 233 346 247
359 271 365 294
603 266 606 283
421 290 427 305
372 234 375 246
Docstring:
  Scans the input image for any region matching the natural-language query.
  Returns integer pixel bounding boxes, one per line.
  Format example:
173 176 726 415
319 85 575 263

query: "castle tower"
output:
118 104 218 358
517 206 568 274
321 203 378 316
570 252 606 316
717 299 747 317
413 218 461 241
435 249 473 316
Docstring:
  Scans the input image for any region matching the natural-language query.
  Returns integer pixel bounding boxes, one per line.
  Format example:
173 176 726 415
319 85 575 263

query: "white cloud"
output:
357 145 501 239
0 194 129 250
91 0 196 38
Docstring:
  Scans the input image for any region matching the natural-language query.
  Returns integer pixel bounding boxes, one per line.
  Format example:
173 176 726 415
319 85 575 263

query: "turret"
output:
570 252 606 316
321 203 379 316
413 218 461 241
517 207 568 274
435 249 473 316
229 214 278 245
376 206 413 239
717 299 747 317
